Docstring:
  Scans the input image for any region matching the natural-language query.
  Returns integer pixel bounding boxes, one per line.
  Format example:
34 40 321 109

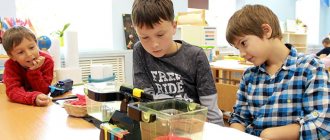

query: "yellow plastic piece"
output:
133 88 143 98
223 55 245 61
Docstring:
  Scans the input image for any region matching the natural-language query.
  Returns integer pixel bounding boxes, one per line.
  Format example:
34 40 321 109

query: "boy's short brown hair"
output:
226 4 282 45
2 26 37 55
131 0 174 29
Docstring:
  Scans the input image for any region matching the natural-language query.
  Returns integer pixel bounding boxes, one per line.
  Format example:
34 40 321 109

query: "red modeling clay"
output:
67 94 86 106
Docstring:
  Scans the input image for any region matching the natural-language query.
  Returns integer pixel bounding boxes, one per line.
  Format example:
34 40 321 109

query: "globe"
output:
37 35 52 50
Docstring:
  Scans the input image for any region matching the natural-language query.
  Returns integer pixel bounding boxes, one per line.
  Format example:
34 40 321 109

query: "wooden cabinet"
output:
282 32 307 53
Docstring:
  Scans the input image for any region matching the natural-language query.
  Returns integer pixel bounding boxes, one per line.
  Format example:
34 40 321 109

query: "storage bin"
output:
130 99 208 140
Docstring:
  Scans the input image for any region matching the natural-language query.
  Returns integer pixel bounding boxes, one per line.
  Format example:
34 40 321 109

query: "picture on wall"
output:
122 14 139 49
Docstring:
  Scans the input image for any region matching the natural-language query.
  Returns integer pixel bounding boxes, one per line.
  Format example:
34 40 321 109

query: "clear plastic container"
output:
138 99 208 140
86 96 121 122
85 82 121 122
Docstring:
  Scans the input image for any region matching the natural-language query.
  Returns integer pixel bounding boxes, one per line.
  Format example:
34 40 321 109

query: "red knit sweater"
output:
3 51 54 105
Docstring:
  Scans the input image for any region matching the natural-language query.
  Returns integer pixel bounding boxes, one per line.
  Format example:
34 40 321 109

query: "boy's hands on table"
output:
260 124 300 140
36 94 51 106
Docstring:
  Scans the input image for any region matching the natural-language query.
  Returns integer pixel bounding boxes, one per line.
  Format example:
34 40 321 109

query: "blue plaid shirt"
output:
229 44 330 140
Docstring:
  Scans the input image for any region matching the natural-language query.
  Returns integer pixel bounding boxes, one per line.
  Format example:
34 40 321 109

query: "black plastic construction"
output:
88 85 156 140
119 86 154 102
49 79 73 97
87 89 123 102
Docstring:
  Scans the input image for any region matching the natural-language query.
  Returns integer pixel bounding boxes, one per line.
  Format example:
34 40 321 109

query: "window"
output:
15 0 112 52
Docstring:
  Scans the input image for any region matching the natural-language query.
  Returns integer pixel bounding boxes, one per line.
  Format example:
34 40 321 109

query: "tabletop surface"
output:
0 93 99 140
0 89 260 140
210 60 253 70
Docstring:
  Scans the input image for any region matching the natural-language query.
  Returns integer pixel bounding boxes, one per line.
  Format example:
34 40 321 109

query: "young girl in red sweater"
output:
2 26 54 106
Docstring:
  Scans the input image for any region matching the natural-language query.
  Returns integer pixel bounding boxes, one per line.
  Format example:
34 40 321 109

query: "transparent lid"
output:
85 81 118 93
139 99 207 117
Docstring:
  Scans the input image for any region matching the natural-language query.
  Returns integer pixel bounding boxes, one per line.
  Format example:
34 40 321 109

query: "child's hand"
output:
29 56 45 70
35 94 51 106
319 54 327 59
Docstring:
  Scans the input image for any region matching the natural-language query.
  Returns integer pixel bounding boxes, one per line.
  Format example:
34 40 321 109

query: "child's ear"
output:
261 24 272 39
8 54 16 61
172 21 177 35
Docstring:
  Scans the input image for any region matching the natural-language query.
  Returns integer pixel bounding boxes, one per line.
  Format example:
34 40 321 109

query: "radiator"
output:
61 50 133 85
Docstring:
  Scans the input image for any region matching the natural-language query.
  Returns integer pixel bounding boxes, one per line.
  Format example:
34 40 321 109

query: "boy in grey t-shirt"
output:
131 0 224 126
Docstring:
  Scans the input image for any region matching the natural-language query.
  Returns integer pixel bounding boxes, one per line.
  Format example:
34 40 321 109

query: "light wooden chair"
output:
0 55 8 94
215 83 238 119
0 83 6 94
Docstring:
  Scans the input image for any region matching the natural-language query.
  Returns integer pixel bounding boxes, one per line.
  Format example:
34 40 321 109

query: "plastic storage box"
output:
134 99 208 140
85 82 122 122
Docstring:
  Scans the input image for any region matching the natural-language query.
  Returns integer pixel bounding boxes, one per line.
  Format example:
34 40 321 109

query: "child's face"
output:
323 42 330 48
9 37 40 68
232 35 271 66
135 20 176 58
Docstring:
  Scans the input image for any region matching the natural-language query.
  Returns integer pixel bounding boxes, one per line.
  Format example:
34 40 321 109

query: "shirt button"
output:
312 111 319 117
287 99 291 103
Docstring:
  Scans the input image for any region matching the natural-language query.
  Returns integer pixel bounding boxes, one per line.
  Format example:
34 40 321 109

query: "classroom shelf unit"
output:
282 32 307 53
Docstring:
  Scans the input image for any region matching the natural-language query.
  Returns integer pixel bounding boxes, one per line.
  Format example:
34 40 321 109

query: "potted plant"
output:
53 23 70 46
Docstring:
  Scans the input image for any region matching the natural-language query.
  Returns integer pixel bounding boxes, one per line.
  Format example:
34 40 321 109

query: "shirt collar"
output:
258 44 297 73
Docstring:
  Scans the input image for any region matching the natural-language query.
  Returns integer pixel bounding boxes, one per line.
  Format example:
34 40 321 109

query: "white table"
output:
203 122 261 140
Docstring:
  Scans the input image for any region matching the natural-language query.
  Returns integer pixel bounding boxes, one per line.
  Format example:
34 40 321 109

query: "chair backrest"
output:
215 83 238 112
0 83 5 94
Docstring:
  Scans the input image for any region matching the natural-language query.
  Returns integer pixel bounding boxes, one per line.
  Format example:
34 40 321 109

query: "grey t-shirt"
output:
133 40 224 126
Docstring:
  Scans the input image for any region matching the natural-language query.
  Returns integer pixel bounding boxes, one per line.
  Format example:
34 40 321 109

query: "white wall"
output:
0 0 16 17
296 0 320 45
205 0 297 47
15 0 113 52
237 0 296 21
111 0 188 50
319 0 330 43
206 1 236 47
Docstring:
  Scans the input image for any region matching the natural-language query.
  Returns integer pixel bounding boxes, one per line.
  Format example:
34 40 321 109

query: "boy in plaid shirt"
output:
226 4 330 140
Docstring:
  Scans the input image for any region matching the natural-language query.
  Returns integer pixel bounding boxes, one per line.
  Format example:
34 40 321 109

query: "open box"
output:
128 99 208 140
85 82 122 122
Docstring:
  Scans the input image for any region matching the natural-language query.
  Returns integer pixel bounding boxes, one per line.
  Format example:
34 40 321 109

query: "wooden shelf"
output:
282 32 307 53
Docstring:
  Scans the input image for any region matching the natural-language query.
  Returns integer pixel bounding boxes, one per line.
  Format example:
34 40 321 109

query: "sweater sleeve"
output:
200 94 225 126
195 49 224 126
316 49 323 56
26 55 54 94
316 48 328 56
4 61 41 105
3 53 54 105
